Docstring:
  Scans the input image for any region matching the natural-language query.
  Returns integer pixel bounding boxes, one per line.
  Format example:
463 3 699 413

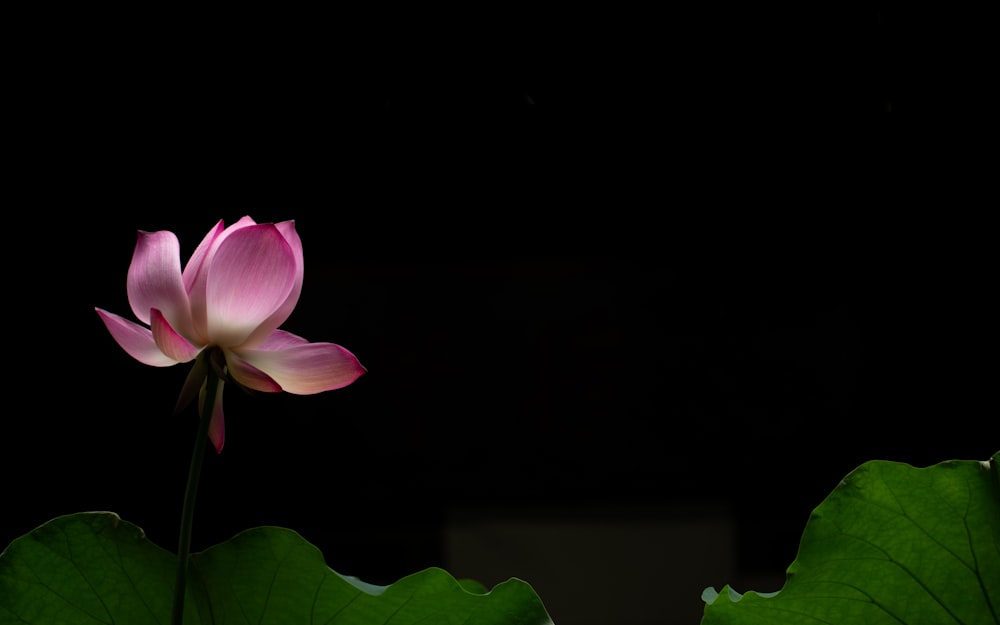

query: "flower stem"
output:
171 355 219 625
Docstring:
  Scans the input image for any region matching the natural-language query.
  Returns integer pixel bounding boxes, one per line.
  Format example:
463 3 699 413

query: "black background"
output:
4 1 995 595
7 207 996 586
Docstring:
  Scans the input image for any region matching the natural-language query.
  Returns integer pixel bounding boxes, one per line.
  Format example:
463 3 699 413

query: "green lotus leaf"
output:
702 451 1000 625
0 512 553 625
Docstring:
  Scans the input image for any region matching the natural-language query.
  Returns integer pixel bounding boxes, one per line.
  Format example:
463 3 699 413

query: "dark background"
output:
7 207 996 585
5 0 995 600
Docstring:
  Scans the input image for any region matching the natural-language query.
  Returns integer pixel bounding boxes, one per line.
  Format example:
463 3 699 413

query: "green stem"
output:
171 354 219 625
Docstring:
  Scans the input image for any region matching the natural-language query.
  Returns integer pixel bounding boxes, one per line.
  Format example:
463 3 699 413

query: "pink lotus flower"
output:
96 216 366 452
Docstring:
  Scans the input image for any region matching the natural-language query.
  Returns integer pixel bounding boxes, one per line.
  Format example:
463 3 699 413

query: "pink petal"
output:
205 224 296 347
240 221 304 348
182 219 225 296
256 329 310 350
126 230 195 339
184 217 256 341
224 350 283 392
95 308 178 367
222 216 262 235
198 377 226 453
233 341 366 394
174 353 208 415
150 308 202 363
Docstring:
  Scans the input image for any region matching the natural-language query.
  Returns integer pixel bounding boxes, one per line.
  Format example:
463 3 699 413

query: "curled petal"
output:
127 230 194 338
224 350 283 392
182 219 226 294
198 377 226 453
185 217 257 339
241 221 304 348
205 224 296 347
95 308 178 367
233 341 366 395
183 219 225 340
256 329 310 350
175 352 208 415
151 308 202 363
